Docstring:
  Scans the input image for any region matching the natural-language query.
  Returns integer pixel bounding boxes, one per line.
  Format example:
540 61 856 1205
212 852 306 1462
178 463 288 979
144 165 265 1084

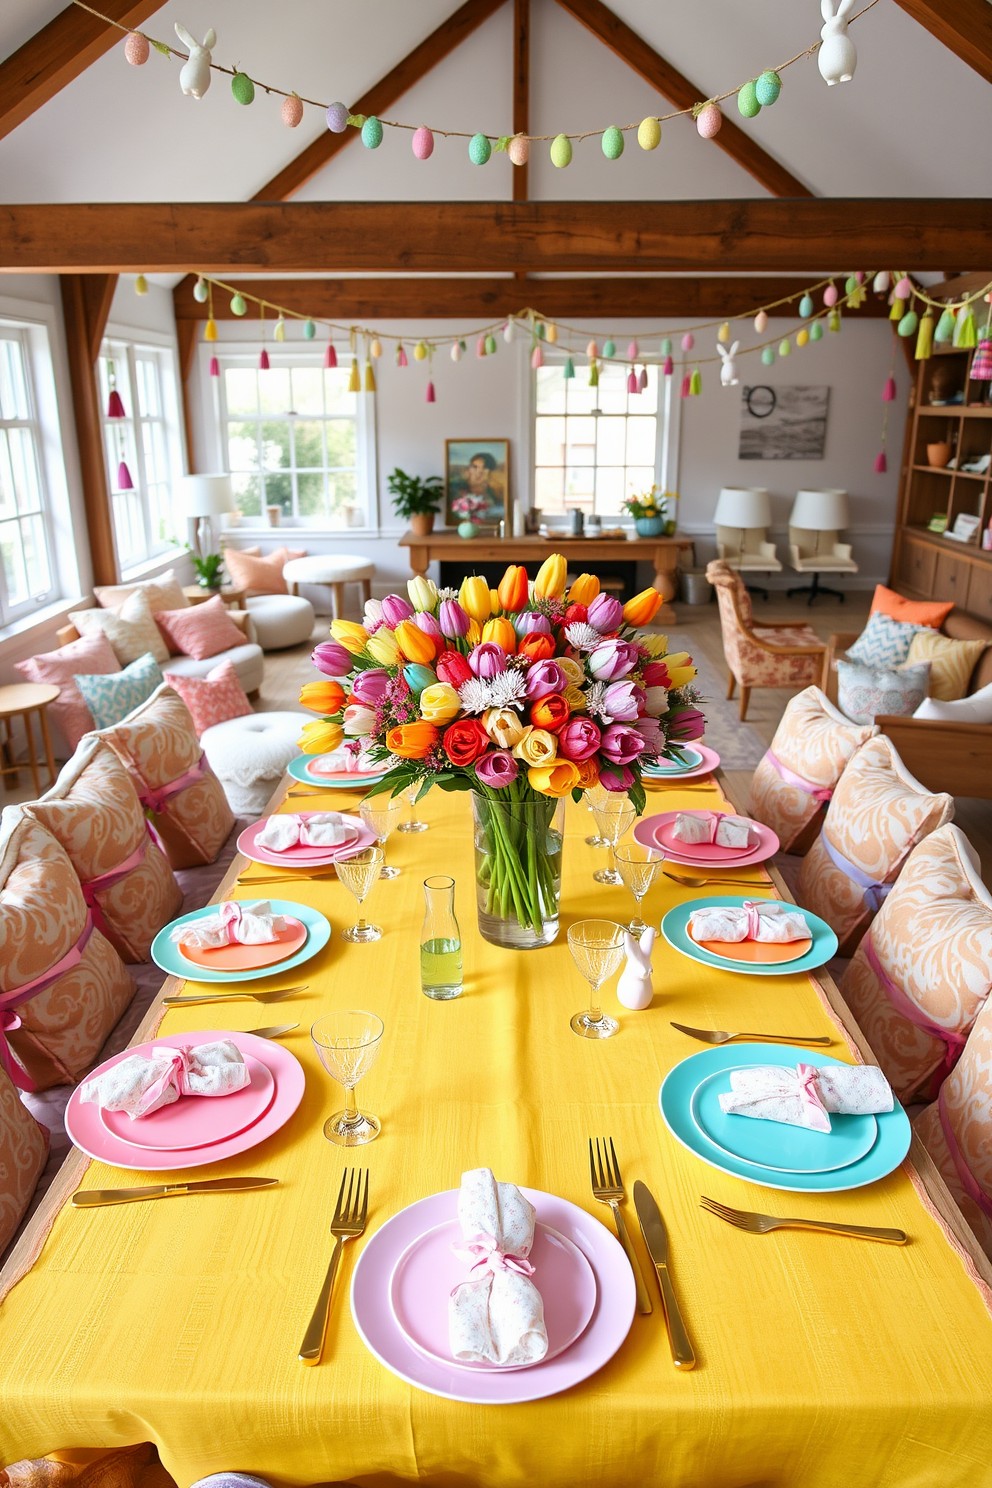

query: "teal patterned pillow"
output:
846 611 928 669
74 652 163 730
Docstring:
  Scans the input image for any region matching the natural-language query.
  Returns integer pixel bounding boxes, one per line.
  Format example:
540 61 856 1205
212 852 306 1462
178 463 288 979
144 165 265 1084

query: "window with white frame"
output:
98 340 183 573
218 357 371 526
0 331 58 623
534 361 670 515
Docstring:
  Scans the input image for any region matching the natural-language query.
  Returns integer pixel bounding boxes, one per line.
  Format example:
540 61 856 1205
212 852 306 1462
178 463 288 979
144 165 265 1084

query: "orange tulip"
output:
299 679 345 716
623 586 664 627
386 721 439 759
497 564 529 613
394 618 437 665
530 693 570 731
528 758 580 797
574 756 600 790
568 573 601 606
517 632 555 663
481 616 517 653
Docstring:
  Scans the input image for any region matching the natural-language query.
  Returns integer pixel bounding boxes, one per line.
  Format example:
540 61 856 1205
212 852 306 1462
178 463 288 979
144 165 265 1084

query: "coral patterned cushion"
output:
163 660 253 736
0 811 133 1091
26 737 182 964
223 545 305 596
870 583 953 630
795 734 954 953
747 686 877 853
915 1000 992 1261
14 631 120 751
153 595 247 660
99 683 234 869
906 630 989 702
0 1063 47 1255
94 568 188 612
840 826 992 1103
74 652 163 729
69 590 170 666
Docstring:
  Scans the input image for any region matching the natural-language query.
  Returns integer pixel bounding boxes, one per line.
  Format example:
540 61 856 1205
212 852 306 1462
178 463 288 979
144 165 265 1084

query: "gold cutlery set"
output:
299 1166 369 1365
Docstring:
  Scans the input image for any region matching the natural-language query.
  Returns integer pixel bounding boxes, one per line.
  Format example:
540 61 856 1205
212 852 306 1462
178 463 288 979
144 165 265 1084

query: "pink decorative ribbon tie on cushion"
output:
864 937 966 1086
448 1167 548 1366
819 830 893 914
764 749 834 802
80 1038 250 1119
718 1062 894 1132
0 913 95 1092
139 752 210 814
938 1084 992 1221
79 822 164 941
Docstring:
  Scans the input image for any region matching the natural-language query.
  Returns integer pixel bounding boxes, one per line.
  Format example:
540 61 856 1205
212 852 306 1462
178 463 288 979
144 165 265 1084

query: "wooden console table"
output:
398 532 694 623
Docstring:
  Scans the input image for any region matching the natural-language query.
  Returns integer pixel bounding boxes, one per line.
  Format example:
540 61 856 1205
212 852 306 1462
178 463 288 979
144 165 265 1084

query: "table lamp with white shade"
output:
786 488 858 604
182 474 234 556
712 486 780 597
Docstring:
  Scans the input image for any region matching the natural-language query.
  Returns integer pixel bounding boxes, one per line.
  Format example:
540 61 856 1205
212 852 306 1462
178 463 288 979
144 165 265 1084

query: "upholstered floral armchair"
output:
706 560 829 721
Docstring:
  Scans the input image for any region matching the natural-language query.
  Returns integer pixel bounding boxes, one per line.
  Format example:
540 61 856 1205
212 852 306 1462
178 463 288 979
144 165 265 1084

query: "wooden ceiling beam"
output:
512 0 530 205
553 0 813 198
892 0 992 86
0 1 166 142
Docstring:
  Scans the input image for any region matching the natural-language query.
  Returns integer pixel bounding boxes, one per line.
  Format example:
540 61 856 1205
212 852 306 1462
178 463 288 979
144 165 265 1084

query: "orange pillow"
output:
869 584 953 631
224 545 306 595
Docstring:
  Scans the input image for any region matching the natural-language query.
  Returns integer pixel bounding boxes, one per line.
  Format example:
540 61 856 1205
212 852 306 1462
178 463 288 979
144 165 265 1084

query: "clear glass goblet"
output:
360 796 403 878
590 795 636 885
335 845 384 942
397 782 429 833
614 841 663 935
567 920 625 1039
311 1010 383 1145
583 782 610 848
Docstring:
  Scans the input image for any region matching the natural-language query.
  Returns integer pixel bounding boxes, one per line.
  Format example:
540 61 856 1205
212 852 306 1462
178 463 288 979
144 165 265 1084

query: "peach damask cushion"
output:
915 998 992 1260
0 1062 47 1255
223 545 306 596
0 810 133 1091
15 631 120 751
795 734 954 954
26 737 182 963
747 686 877 853
153 595 246 660
840 826 992 1103
99 684 234 869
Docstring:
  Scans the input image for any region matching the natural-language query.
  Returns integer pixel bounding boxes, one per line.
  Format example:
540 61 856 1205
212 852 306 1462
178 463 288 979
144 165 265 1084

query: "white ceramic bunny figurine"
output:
818 0 857 86
617 927 655 1011
175 24 216 100
718 341 740 388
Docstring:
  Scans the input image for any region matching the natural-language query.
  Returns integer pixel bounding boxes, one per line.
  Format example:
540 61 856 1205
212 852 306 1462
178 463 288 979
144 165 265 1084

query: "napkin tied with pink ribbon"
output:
308 744 378 776
170 900 287 949
673 811 752 848
689 901 810 944
718 1063 894 1132
448 1168 548 1366
80 1039 249 1120
256 812 350 852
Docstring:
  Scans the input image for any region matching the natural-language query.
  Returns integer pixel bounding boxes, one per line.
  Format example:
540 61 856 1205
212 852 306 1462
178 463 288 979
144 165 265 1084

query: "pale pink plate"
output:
635 812 780 869
238 815 375 869
388 1218 597 1373
179 918 307 973
643 743 720 784
655 816 757 862
99 1055 276 1151
351 1188 635 1405
306 761 384 783
66 1031 305 1172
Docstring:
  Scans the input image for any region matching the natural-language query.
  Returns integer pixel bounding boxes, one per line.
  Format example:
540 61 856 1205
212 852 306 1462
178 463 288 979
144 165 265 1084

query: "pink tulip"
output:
557 717 601 761
600 763 635 792
669 707 705 742
514 611 552 637
343 703 375 737
644 686 669 717
600 723 647 765
602 680 644 722
525 659 567 699
475 750 518 788
349 668 391 705
311 640 352 677
414 610 443 640
469 642 508 679
589 639 639 681
439 599 470 639
587 593 623 632
381 594 414 628
635 717 665 754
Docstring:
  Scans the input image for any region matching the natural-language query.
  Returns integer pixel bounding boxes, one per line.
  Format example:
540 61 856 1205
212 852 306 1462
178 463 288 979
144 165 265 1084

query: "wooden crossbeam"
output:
0 1 166 142
553 0 813 198
893 0 992 86
5 200 989 273
513 0 530 205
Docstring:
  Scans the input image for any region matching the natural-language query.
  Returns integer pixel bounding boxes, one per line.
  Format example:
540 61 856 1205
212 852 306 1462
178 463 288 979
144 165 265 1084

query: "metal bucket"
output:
681 569 712 605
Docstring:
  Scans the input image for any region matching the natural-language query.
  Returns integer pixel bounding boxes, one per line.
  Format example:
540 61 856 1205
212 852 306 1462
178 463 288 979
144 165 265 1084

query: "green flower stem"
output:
474 782 560 934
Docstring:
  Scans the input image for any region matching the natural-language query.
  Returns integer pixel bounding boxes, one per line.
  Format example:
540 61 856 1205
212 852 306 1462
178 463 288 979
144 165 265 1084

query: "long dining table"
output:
2 770 992 1488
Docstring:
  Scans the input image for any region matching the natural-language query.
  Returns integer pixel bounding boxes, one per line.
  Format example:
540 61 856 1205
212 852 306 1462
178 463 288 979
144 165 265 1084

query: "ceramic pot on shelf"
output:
410 512 435 537
458 521 479 540
634 516 665 537
927 442 953 469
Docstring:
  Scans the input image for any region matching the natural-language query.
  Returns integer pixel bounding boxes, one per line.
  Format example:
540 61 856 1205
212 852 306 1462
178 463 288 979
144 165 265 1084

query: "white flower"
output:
437 586 459 602
363 597 383 629
564 622 601 652
487 669 529 708
457 677 495 714
584 681 612 722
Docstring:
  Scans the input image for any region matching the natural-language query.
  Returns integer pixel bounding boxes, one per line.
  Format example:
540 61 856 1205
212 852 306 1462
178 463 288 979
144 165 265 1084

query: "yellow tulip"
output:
512 726 557 766
367 628 401 666
297 719 344 754
528 759 580 797
490 588 500 612
407 574 438 611
483 707 527 749
568 573 601 606
640 632 670 658
459 574 492 624
534 553 567 600
664 651 697 688
563 683 587 713
419 682 461 724
623 587 664 627
466 619 482 647
393 619 436 666
481 617 517 652
330 619 369 655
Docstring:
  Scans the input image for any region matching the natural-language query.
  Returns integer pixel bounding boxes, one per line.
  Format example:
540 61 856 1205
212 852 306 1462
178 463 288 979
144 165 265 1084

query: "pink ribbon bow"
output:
796 1063 831 1133
135 1045 196 1117
139 753 209 814
452 1231 536 1279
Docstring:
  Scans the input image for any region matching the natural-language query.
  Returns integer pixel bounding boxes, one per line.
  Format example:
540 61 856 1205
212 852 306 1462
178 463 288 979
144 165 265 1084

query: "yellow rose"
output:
559 657 585 686
512 726 557 766
528 759 580 797
664 651 696 688
564 684 587 713
640 632 670 658
297 719 344 754
367 628 400 666
483 707 527 749
419 682 461 724
459 575 492 624
330 619 369 655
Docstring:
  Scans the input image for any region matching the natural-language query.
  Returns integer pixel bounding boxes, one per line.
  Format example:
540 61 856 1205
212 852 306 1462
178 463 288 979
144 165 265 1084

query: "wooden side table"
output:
182 585 248 610
0 683 59 795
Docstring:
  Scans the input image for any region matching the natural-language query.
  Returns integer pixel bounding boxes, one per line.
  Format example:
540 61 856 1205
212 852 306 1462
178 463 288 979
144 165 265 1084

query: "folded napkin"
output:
255 812 350 852
448 1168 549 1366
689 900 810 944
170 900 287 949
672 812 752 848
80 1039 250 1120
718 1063 894 1133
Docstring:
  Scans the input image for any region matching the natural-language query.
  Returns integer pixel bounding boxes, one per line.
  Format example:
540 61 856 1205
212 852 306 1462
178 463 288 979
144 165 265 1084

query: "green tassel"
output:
828 308 841 332
588 360 599 387
603 339 615 358
915 311 934 360
934 308 956 344
563 357 575 380
661 337 672 356
689 366 701 395
954 307 977 349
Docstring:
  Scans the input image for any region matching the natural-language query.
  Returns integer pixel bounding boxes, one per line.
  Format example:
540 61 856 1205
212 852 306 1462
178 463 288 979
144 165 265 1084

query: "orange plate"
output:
687 926 812 964
180 918 308 972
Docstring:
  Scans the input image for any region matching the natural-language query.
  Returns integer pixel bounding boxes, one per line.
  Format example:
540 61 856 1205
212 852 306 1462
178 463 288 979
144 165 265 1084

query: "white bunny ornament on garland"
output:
617 927 655 1011
717 340 740 387
175 24 216 99
818 0 857 86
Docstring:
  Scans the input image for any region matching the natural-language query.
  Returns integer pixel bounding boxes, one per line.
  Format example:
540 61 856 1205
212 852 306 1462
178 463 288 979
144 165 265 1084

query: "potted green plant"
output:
623 486 670 538
190 551 225 590
387 467 443 537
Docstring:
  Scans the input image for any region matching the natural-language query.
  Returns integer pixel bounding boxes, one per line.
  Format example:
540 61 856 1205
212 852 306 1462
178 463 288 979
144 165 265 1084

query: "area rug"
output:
664 626 767 770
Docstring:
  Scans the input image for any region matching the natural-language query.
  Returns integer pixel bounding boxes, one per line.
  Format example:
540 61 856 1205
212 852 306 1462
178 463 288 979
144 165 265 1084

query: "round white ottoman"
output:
283 555 375 618
200 711 305 815
245 593 315 650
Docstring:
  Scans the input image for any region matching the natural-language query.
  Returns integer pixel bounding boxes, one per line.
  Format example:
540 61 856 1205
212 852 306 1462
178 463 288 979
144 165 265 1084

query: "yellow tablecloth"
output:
3 781 992 1488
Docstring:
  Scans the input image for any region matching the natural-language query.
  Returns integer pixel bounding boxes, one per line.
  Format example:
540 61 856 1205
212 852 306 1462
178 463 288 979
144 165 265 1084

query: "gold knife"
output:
72 1177 278 1208
633 1180 695 1370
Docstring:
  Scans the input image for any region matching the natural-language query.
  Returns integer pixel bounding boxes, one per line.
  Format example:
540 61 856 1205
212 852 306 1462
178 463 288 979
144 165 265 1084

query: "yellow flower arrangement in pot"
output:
623 486 677 537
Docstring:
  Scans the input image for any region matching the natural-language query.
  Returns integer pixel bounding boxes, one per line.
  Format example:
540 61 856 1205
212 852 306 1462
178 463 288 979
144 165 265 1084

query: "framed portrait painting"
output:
444 439 510 530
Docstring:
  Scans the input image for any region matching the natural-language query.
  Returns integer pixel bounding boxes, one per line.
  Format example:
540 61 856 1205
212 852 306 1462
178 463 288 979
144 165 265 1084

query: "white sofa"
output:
56 610 265 697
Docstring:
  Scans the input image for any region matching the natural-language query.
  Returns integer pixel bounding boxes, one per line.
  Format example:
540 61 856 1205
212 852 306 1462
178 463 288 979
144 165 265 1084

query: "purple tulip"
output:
311 640 352 677
600 763 635 793
668 707 706 743
525 659 567 699
600 723 647 765
588 638 640 682
475 749 518 788
635 716 665 755
602 680 644 722
414 610 443 641
587 593 624 632
469 642 508 679
349 667 391 705
439 599 470 639
381 593 414 628
514 611 552 638
557 717 601 761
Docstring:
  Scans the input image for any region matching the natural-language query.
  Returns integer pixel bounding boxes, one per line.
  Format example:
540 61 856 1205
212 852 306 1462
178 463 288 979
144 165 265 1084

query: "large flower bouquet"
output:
298 556 703 942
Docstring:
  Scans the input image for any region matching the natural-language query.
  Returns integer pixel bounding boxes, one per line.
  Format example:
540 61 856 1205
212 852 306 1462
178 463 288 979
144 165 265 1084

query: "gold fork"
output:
589 1138 652 1315
239 870 337 885
664 871 770 889
671 1021 833 1047
701 1196 908 1244
299 1168 370 1364
162 984 308 1008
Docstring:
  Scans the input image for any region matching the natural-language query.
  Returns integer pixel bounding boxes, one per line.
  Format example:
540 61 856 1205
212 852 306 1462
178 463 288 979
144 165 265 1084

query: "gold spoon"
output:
664 870 771 889
162 984 308 1009
671 1021 833 1047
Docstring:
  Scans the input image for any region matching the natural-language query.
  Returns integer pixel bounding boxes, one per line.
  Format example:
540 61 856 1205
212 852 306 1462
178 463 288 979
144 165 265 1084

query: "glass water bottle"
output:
420 875 463 1001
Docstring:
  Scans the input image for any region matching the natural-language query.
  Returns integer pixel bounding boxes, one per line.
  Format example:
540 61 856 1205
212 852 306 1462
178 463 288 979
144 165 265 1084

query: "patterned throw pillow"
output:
846 611 928 669
906 630 989 702
74 652 163 729
0 1062 48 1254
224 545 305 596
837 660 930 726
153 594 246 660
15 631 120 750
163 660 253 736
69 589 170 666
93 568 189 612
915 998 992 1261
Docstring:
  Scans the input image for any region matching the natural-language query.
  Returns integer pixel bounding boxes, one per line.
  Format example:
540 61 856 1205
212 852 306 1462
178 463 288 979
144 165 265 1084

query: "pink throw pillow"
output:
162 660 253 736
154 595 246 660
15 631 121 749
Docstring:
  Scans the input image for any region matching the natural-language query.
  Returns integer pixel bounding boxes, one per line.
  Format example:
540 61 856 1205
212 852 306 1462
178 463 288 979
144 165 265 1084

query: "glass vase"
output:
471 791 565 950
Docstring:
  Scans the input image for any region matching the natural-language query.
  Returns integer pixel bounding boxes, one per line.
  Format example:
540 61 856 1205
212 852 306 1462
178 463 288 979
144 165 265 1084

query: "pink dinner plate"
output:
634 813 780 868
351 1188 635 1405
237 816 375 868
65 1031 305 1172
654 816 757 862
388 1219 597 1373
179 918 307 973
643 743 720 785
99 1055 276 1151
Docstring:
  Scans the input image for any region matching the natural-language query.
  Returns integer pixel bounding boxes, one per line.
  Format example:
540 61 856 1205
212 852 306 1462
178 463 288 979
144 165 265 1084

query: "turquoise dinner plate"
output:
690 1069 878 1174
660 1044 911 1193
661 897 838 976
151 900 331 984
643 747 703 777
287 755 386 790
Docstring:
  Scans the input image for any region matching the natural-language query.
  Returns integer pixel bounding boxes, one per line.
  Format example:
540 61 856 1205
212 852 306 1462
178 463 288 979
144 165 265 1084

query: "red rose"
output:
436 649 473 687
442 717 490 766
518 632 556 663
564 603 588 625
530 692 569 732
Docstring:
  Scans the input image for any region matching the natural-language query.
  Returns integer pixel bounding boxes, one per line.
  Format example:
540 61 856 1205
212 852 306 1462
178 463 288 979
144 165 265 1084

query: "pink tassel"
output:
324 343 337 369
874 450 888 474
209 356 220 378
680 373 692 398
259 348 270 370
397 345 408 368
627 369 638 394
426 380 436 403
106 389 126 418
117 460 134 490
477 336 487 358
637 366 648 393
663 355 673 377
882 375 896 401
531 344 544 369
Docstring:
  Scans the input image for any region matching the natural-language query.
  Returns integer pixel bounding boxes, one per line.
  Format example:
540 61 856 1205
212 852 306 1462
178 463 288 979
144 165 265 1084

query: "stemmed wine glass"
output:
359 796 403 878
311 1010 383 1145
335 846 384 942
614 842 663 935
567 920 626 1039
583 782 610 848
397 782 429 834
589 795 636 885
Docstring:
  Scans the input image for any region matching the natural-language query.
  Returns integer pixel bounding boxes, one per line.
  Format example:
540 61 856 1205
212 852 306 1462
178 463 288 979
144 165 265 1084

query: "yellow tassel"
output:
915 311 934 360
889 297 902 322
364 361 376 392
546 323 558 344
414 341 428 361
828 307 841 333
348 357 360 392
204 318 218 342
